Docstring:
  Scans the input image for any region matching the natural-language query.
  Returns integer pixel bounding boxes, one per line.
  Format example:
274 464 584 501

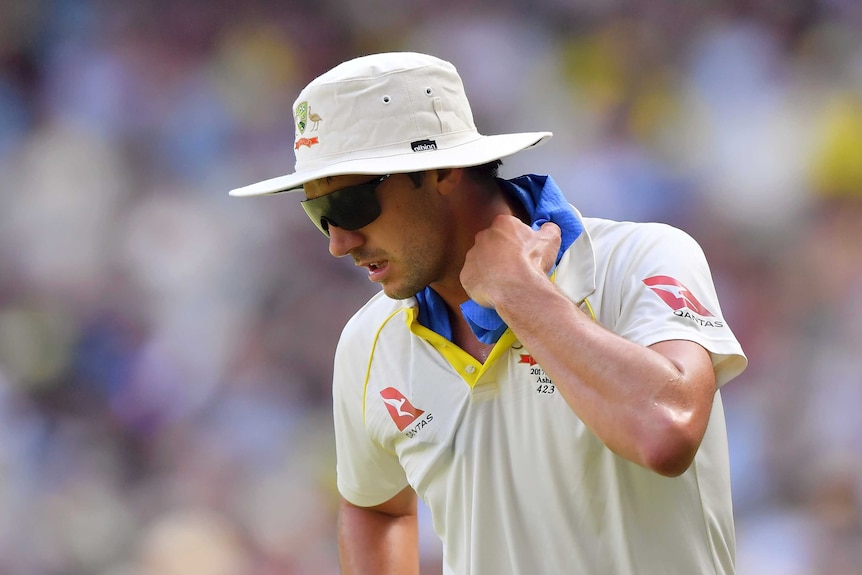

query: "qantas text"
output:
405 413 434 438
674 309 724 328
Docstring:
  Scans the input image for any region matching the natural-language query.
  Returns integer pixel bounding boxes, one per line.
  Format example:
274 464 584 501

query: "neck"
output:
429 180 513 311
449 306 495 363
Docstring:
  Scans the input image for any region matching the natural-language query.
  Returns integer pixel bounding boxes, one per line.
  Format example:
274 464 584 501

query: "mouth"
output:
358 259 389 282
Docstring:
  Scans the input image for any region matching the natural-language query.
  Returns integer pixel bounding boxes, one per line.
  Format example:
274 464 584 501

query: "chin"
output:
382 283 422 301
383 288 412 300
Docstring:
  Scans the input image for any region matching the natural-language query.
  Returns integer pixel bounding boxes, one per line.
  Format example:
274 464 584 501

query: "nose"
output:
328 225 364 258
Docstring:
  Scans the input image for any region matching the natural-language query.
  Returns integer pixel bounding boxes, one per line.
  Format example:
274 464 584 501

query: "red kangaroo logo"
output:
643 275 713 317
380 387 424 431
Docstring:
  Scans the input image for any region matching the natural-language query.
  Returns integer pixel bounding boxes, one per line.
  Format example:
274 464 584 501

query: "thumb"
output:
536 221 562 274
537 221 562 248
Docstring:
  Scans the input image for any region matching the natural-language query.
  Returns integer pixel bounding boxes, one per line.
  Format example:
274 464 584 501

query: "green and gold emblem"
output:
295 101 308 134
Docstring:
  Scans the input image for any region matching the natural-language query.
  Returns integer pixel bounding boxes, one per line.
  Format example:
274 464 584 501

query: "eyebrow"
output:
304 176 335 197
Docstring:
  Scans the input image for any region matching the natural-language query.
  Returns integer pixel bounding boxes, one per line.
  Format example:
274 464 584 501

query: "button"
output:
465 365 476 374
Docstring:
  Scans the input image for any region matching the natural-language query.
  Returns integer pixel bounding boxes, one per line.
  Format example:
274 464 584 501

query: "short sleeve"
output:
608 223 747 387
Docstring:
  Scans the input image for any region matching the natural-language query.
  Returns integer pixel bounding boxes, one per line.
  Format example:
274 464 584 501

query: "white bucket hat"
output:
229 52 552 196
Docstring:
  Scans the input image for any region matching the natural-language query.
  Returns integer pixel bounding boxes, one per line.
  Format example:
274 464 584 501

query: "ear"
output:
433 167 464 196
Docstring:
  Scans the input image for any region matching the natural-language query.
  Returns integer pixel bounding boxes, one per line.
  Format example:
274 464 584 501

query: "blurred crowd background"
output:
1 0 861 573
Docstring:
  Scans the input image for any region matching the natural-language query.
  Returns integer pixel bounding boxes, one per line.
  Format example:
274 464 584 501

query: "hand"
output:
460 215 561 308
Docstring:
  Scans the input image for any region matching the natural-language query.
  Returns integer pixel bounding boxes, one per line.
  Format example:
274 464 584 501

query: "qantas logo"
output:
380 387 425 432
519 354 538 366
643 275 725 328
643 275 713 317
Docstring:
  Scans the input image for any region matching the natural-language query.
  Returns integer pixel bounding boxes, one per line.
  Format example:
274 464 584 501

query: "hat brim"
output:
229 131 552 197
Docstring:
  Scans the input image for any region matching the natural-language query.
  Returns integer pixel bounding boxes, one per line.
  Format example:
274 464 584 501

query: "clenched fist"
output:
460 215 561 309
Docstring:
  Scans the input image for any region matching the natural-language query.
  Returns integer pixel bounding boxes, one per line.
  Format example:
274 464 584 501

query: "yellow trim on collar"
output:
582 297 596 321
404 306 516 388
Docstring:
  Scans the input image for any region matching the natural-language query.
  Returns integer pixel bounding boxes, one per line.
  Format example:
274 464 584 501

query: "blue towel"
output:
415 174 582 344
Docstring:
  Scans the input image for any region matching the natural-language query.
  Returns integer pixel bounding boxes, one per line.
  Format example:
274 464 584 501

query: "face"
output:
304 172 457 300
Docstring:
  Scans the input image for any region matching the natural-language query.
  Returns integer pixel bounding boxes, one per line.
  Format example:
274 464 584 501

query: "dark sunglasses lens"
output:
301 179 383 237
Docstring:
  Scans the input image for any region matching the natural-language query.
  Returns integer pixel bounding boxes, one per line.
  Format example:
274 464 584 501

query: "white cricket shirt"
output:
333 211 747 575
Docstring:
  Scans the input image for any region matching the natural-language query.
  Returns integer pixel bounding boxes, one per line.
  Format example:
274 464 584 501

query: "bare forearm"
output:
460 217 716 474
338 497 420 575
494 277 715 475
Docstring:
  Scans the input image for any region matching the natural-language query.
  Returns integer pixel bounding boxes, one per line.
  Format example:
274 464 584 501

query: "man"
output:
230 52 747 575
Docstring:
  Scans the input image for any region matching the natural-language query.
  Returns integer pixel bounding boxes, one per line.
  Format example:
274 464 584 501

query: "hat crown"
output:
291 52 478 172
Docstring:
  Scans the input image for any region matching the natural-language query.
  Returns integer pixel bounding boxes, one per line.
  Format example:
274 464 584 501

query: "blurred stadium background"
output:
1 0 861 573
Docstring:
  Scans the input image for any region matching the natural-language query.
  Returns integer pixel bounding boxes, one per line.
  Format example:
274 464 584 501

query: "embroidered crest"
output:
295 101 308 134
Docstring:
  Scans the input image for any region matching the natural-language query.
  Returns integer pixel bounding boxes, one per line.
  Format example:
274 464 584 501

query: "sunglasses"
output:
301 174 391 237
